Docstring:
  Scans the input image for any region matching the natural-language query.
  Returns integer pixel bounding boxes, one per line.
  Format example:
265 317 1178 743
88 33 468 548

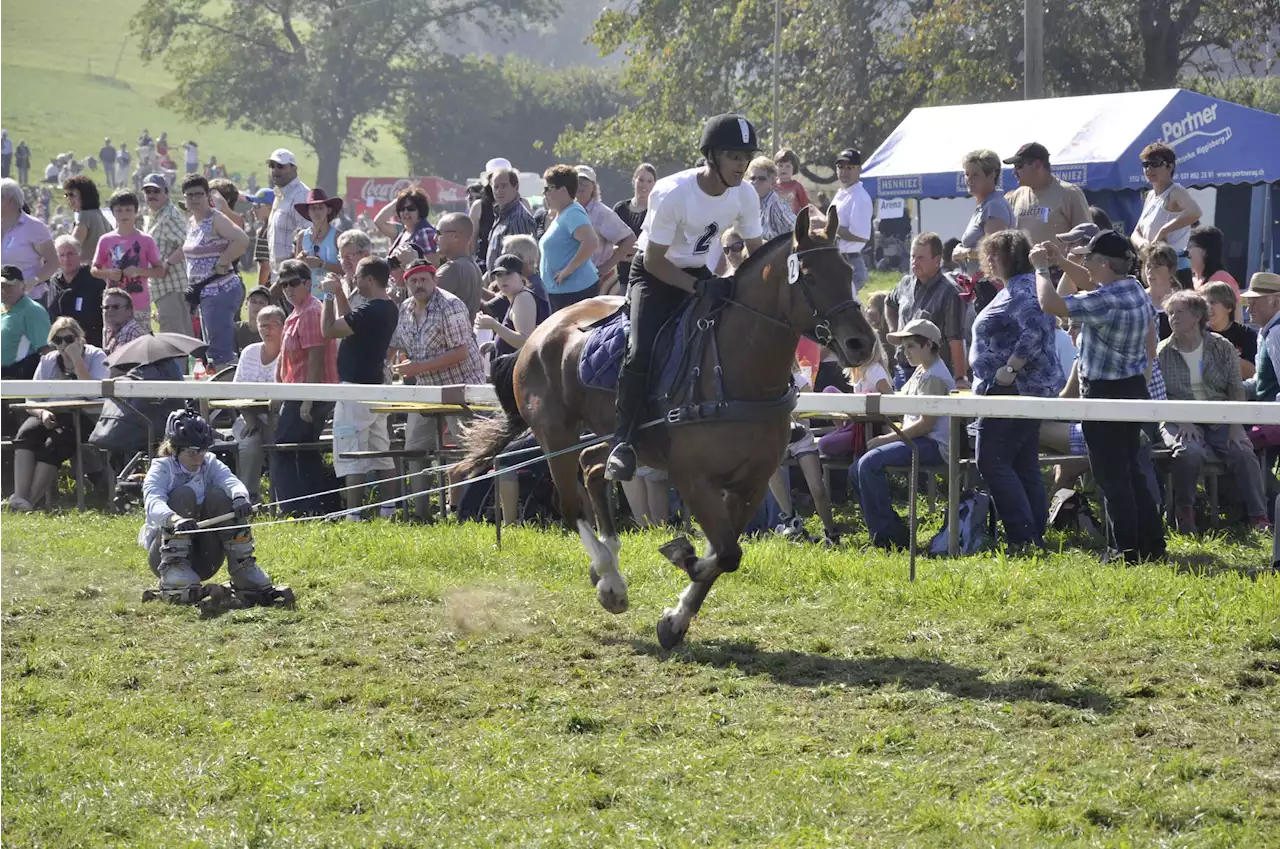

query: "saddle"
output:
577 288 797 427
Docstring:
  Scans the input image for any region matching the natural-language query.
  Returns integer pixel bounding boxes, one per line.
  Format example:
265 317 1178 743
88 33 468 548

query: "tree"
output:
131 0 558 192
561 0 1280 176
892 0 1280 101
395 57 636 196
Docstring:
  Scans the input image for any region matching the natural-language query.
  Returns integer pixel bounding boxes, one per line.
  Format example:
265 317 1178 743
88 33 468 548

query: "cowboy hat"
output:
293 188 343 221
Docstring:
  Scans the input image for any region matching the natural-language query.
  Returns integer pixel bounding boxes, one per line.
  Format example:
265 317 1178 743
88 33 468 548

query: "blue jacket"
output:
139 454 248 549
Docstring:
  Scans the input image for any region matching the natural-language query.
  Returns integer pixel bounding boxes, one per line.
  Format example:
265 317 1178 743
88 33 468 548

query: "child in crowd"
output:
91 190 163 326
816 335 893 459
850 319 955 550
771 358 839 545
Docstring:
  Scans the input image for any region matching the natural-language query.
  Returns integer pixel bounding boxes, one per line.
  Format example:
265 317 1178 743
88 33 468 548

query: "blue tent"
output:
861 89 1280 276
862 88 1280 197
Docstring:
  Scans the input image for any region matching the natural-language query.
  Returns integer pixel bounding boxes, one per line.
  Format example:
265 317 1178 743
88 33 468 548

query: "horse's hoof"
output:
596 582 629 614
656 611 687 650
659 536 697 568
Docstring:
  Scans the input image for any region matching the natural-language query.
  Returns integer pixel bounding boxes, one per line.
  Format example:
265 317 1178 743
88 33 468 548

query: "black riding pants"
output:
623 254 696 379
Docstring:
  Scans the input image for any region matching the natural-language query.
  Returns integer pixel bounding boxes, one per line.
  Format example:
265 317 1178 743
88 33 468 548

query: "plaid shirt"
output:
390 288 486 386
1156 330 1241 402
104 318 146 355
145 202 189 301
759 190 797 241
280 294 339 384
1064 276 1155 381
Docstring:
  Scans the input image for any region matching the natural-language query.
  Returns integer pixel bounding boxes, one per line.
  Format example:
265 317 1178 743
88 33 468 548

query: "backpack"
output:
88 358 185 454
928 489 996 555
1048 488 1102 537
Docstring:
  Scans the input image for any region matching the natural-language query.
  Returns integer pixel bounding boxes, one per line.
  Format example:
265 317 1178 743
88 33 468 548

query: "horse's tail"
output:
454 354 529 480
454 413 529 480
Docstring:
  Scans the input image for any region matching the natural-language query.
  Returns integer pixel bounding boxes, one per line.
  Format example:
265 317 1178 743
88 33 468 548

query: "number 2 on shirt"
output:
693 223 719 255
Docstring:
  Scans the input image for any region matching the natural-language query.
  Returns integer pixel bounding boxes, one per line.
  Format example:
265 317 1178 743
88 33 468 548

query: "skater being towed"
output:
140 409 278 602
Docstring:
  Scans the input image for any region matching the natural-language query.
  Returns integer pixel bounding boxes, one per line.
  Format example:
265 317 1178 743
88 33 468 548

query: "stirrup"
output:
604 442 637 482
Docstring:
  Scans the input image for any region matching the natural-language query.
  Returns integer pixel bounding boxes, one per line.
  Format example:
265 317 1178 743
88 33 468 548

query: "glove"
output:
232 496 254 521
171 516 198 534
695 275 734 302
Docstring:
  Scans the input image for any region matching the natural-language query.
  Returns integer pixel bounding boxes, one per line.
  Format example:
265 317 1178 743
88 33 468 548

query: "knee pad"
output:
222 530 255 562
160 532 192 560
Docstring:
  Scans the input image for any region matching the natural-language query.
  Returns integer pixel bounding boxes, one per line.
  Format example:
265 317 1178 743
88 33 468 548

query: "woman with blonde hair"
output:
951 149 1013 276
6 317 109 511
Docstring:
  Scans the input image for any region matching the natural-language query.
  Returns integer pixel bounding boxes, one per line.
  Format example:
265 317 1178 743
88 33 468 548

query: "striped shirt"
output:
268 177 311 271
486 199 536 272
145 201 189 300
759 190 797 241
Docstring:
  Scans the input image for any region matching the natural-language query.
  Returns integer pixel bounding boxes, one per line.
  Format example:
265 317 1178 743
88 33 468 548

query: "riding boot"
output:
605 367 647 482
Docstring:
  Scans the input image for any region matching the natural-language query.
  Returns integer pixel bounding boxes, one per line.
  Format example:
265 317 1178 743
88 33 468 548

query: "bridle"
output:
720 244 863 349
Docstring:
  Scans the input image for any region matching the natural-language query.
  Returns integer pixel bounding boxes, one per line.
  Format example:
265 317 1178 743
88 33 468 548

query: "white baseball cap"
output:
485 157 512 173
268 148 297 166
575 165 598 183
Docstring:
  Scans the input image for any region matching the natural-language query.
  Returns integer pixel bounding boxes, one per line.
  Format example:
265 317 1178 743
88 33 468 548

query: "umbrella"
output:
106 332 208 369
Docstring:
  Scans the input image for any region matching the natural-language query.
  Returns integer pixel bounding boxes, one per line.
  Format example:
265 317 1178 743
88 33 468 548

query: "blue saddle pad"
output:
578 304 694 397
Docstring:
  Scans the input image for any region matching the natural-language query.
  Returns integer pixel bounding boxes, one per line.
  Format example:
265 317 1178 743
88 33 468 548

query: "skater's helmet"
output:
166 409 215 450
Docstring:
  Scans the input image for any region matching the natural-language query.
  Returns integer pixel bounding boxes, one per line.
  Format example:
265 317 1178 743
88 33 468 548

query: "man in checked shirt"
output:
390 260 486 519
142 173 190 335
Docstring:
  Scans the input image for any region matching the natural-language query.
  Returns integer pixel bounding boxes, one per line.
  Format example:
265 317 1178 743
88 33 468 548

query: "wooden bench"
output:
335 448 428 519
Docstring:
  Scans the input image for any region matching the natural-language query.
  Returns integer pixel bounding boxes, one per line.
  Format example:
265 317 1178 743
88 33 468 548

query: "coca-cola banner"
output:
345 176 470 217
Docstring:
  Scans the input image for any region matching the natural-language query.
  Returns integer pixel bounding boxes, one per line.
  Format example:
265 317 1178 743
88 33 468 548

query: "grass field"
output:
0 0 409 188
3 509 1277 847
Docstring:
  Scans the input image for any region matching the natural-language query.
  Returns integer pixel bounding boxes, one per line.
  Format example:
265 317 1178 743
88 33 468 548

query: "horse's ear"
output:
824 204 840 243
794 206 811 246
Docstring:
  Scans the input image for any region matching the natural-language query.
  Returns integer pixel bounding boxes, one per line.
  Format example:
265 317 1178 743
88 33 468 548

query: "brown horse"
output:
459 207 876 648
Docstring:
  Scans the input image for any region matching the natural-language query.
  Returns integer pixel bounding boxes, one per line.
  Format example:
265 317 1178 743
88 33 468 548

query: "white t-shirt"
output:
1054 329 1078 382
852 362 890 394
1178 342 1207 400
233 342 278 384
637 168 763 271
833 180 873 254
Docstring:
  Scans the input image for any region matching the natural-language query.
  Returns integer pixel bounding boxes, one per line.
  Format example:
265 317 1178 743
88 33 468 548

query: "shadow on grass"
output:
614 638 1117 714
1168 550 1274 578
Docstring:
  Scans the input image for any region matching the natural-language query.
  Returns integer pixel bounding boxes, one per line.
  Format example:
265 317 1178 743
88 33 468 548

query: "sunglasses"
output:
52 334 77 345
280 276 307 288
1141 159 1169 169
727 241 745 252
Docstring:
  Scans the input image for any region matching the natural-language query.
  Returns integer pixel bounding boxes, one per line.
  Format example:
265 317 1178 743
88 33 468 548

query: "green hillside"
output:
0 0 409 190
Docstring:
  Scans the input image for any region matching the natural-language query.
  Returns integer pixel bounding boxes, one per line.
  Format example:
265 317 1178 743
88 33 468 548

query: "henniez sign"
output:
345 177 469 215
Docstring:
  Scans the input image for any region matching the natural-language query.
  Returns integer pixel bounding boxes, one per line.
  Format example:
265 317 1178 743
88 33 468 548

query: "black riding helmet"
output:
699 113 761 158
166 409 215 450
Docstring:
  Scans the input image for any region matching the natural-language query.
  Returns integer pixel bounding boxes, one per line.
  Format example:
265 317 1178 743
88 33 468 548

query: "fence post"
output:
948 415 963 557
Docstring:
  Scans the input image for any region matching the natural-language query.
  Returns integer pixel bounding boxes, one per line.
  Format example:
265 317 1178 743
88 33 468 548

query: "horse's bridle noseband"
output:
722 244 862 349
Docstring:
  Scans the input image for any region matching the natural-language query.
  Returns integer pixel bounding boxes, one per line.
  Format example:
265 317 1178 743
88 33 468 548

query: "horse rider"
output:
605 113 766 481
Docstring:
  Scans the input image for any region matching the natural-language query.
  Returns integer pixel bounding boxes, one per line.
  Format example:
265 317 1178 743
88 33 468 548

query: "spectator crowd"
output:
3 132 1278 568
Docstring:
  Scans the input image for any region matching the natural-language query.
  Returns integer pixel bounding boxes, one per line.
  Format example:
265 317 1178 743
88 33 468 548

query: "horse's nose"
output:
843 335 866 357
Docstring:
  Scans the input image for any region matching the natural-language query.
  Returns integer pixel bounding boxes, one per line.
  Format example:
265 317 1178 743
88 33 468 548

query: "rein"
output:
722 244 861 348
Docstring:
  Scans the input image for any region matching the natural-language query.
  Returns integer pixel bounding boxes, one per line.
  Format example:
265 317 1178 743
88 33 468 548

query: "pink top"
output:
2 213 54 300
95 231 161 314
1195 269 1240 299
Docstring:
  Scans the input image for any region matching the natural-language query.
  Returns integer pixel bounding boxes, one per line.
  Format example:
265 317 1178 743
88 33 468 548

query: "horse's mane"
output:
734 232 794 282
